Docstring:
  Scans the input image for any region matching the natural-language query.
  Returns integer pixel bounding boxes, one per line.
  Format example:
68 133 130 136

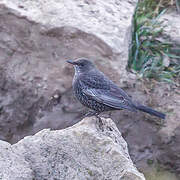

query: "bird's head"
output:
67 58 95 74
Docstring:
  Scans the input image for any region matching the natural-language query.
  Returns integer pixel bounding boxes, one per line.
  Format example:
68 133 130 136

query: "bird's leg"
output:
84 111 103 128
84 111 101 119
93 112 104 129
84 110 98 117
84 111 102 123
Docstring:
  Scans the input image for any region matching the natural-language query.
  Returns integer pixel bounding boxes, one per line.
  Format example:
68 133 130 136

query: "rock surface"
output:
0 117 145 180
0 0 180 178
160 9 180 44
0 0 137 93
0 0 138 143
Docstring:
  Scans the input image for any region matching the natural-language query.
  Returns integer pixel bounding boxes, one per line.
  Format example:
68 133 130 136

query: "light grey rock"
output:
0 117 145 180
0 140 33 180
0 0 138 97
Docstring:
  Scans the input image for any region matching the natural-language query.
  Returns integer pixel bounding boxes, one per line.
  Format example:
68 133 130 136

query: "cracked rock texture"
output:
0 117 145 180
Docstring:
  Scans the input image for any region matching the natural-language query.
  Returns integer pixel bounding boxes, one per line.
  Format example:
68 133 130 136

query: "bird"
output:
67 58 165 119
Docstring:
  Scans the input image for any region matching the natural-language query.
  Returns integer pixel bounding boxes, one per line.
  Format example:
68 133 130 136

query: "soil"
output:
0 66 179 178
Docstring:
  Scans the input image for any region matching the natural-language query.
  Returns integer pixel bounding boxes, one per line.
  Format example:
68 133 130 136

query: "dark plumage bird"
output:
67 58 165 119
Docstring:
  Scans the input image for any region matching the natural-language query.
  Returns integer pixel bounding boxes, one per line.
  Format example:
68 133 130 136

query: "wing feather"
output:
82 88 137 112
80 70 137 112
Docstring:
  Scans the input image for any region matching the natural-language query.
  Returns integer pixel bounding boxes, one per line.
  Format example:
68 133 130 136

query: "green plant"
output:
128 0 180 83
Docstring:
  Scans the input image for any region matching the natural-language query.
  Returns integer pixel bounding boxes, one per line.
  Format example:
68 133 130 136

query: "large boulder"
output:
0 0 138 93
0 117 145 180
0 0 138 143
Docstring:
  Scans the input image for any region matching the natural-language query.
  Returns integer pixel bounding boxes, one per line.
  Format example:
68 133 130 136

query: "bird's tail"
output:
135 105 166 119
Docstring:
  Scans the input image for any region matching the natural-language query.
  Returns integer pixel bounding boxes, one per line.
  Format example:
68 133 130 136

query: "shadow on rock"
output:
0 69 84 143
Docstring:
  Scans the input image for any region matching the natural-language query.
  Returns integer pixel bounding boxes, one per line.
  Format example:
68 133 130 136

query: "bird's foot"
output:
93 114 104 131
96 116 103 127
84 111 103 130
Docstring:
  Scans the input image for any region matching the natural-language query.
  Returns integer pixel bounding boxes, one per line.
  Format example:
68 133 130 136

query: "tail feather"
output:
136 105 166 119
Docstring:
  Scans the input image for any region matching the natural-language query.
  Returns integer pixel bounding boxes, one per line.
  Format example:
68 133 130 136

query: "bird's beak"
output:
67 60 77 65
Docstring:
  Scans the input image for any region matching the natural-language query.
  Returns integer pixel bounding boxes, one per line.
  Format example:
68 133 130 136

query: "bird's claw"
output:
84 111 103 128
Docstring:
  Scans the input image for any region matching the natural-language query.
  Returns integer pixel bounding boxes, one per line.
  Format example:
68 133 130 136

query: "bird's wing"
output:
82 88 137 112
81 70 110 89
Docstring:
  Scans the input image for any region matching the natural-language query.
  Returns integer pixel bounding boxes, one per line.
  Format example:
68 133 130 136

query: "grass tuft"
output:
128 0 180 84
